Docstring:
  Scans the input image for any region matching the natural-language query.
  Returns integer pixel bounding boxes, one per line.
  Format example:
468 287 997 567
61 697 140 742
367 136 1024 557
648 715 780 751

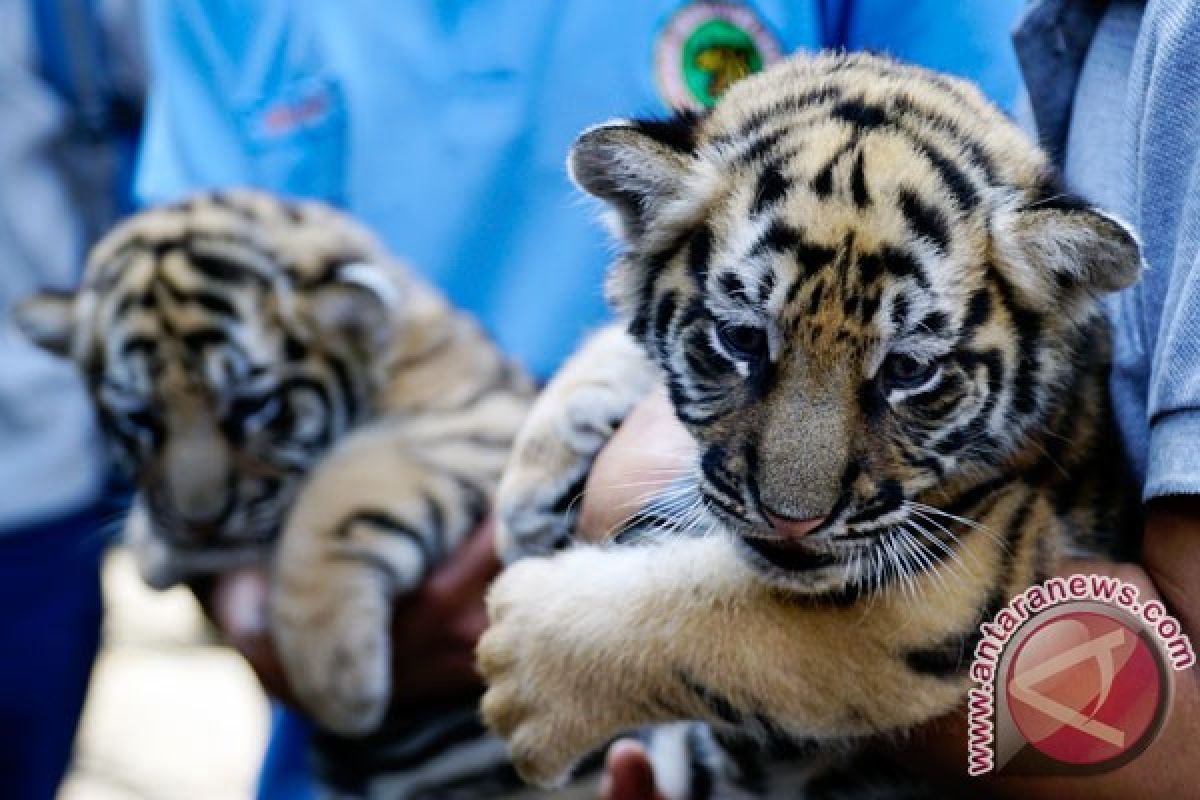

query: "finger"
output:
579 389 695 544
210 567 270 639
1058 558 1161 602
208 568 298 701
425 515 502 596
602 739 663 800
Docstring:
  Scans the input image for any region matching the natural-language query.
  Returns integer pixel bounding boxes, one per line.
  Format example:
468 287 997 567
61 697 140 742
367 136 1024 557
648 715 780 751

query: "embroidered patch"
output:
656 2 783 111
250 76 339 140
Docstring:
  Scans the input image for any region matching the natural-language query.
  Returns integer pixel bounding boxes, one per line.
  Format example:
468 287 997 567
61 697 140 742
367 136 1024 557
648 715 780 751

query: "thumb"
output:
601 739 664 800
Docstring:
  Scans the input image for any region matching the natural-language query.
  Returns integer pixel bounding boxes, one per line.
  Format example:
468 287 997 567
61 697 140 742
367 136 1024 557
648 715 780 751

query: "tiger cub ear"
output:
994 194 1143 304
14 291 77 357
568 114 702 241
308 262 402 354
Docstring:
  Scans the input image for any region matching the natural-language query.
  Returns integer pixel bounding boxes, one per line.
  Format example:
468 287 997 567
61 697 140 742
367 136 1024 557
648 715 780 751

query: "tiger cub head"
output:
17 190 403 566
569 53 1142 593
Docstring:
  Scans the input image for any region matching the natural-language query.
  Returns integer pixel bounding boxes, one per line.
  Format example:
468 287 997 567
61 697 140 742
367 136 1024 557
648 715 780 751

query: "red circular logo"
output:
1005 610 1164 766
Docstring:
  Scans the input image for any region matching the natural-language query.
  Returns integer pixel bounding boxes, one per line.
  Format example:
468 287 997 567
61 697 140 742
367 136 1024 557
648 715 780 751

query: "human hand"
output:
577 388 695 544
599 740 666 800
200 517 501 712
902 505 1200 799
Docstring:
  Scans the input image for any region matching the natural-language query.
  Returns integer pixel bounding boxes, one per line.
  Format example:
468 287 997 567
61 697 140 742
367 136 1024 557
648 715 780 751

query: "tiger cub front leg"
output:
480 533 988 786
271 422 495 735
496 324 659 560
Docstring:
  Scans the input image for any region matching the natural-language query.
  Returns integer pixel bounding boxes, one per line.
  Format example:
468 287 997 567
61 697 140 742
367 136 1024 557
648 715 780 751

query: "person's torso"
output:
0 0 142 530
181 0 1022 378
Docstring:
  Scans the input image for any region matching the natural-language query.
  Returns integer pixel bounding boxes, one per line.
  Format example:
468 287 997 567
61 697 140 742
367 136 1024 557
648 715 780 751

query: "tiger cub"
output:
17 190 535 796
479 52 1143 793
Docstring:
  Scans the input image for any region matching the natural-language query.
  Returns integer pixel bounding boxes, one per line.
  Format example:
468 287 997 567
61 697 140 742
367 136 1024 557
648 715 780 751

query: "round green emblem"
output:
682 18 764 108
656 3 783 111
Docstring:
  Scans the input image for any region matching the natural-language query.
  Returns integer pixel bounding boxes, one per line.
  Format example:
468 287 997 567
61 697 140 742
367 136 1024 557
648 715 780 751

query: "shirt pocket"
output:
236 74 347 204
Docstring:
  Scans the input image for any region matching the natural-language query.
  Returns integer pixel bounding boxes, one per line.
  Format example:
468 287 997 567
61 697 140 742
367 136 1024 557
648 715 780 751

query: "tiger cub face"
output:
17 191 401 551
570 53 1141 592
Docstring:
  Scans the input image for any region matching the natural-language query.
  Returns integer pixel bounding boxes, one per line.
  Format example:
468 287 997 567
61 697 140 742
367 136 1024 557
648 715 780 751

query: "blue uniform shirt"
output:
137 0 1024 379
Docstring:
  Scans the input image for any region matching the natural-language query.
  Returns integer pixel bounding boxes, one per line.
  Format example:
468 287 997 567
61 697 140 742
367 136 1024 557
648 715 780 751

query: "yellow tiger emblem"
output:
479 52 1143 791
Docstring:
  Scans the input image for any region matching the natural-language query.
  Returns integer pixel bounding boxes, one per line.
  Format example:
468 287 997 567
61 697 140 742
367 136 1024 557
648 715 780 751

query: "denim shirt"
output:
1015 0 1200 501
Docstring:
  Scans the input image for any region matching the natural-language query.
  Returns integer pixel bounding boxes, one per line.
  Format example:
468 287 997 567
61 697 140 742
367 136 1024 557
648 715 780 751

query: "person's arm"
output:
900 511 1200 799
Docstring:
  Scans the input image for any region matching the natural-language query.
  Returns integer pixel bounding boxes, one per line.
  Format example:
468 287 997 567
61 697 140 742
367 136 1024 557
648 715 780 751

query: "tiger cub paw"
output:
496 327 656 560
478 556 620 786
271 562 392 735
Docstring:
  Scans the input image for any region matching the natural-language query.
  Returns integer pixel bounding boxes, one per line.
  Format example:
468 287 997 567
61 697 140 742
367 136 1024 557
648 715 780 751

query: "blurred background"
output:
60 552 267 800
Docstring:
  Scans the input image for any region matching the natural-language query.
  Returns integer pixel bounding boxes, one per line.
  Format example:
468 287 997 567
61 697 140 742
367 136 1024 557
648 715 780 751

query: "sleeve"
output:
1131 8 1200 500
1142 191 1200 500
133 0 260 206
831 0 1026 113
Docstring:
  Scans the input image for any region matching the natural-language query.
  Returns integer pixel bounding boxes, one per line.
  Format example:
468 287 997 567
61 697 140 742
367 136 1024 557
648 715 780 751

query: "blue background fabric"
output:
137 0 1024 380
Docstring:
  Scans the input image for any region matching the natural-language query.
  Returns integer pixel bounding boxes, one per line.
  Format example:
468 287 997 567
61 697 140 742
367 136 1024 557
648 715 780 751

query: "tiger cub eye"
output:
718 323 768 360
882 353 938 390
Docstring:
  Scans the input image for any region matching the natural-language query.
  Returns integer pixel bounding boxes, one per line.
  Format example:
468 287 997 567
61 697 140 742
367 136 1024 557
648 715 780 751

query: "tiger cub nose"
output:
763 510 827 540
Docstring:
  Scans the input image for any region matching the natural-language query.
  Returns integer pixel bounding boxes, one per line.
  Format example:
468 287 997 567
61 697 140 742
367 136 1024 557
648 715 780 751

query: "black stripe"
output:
737 126 788 164
652 289 679 358
548 468 590 517
832 98 889 129
186 251 255 284
751 162 790 215
327 354 363 424
685 726 716 800
882 247 930 289
631 110 705 153
630 231 690 339
890 94 999 184
810 140 855 198
990 269 1042 416
757 269 776 303
749 219 800 256
700 446 741 503
961 287 992 335
898 189 951 253
741 536 841 571
733 86 843 139
333 510 437 580
188 289 239 317
851 149 871 207
678 671 745 728
684 327 730 383
119 335 158 358
687 225 713 289
795 238 837 276
181 328 227 353
718 272 745 299
907 134 980 211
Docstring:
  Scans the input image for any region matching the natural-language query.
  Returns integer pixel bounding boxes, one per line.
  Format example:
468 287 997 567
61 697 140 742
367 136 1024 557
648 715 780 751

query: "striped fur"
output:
17 190 535 797
480 53 1143 794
